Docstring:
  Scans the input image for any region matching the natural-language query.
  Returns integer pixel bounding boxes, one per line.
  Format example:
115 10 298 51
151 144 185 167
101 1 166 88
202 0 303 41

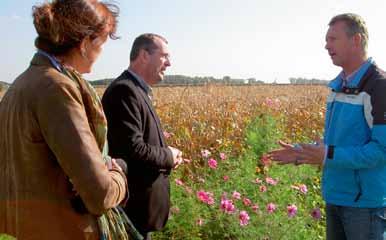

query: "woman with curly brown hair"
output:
0 1 141 239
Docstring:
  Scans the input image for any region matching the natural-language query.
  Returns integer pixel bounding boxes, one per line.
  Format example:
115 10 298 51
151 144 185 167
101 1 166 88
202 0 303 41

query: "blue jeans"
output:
326 204 386 240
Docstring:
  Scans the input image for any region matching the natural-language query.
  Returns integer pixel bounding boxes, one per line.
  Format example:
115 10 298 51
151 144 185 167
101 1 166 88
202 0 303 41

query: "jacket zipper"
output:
354 171 362 202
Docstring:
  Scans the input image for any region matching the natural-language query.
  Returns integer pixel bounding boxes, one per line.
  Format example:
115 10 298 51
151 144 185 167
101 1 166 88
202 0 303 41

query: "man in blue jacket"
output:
269 13 386 240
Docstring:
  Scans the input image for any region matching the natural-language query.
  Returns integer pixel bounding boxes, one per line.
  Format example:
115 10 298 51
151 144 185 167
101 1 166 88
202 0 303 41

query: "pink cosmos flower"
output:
223 175 230 181
265 177 278 185
259 185 267 192
287 204 298 218
220 198 236 214
265 97 274 107
196 218 204 226
264 97 281 109
232 191 241 200
239 211 250 226
243 198 252 206
299 184 308 194
219 152 227 160
163 131 171 139
196 190 215 205
291 184 308 194
206 196 215 205
197 190 208 202
251 204 259 212
311 208 322 220
201 149 211 158
175 179 184 186
260 154 271 166
267 203 276 214
255 178 262 184
208 158 217 169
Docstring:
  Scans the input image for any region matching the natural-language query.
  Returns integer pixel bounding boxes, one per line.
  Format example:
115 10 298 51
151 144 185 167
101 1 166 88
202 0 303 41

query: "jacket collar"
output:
126 69 151 94
30 52 53 67
36 50 63 72
328 58 374 92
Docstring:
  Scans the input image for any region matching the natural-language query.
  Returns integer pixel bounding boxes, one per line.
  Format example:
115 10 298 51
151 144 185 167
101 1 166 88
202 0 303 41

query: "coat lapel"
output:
125 71 166 146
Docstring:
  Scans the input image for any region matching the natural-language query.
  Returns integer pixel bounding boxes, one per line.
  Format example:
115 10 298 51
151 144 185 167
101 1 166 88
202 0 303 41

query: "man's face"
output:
325 21 356 68
145 38 171 85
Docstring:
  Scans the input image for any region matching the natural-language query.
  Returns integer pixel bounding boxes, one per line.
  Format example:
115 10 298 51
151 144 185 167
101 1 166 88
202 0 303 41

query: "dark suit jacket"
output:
102 70 174 233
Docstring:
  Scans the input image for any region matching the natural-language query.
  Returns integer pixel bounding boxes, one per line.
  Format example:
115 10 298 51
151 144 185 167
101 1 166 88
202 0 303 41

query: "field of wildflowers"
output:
148 85 328 239
0 84 329 239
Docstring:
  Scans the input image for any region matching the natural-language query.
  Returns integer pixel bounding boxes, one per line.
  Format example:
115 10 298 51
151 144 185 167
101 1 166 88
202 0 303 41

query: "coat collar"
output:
328 58 374 92
122 70 167 146
30 52 53 68
126 69 151 95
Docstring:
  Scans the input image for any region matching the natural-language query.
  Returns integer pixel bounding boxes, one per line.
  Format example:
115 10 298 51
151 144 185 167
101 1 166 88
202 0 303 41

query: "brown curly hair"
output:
32 0 119 56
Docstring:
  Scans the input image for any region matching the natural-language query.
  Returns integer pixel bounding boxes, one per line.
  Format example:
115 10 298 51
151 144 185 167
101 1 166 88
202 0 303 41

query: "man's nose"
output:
165 59 171 67
324 42 329 51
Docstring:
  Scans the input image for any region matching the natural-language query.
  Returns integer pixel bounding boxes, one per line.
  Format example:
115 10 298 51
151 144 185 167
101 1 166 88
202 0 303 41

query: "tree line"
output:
0 76 329 89
289 77 329 85
89 75 328 86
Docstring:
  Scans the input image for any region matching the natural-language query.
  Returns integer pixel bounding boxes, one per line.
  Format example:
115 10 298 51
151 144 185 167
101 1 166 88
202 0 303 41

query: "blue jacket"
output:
322 60 386 208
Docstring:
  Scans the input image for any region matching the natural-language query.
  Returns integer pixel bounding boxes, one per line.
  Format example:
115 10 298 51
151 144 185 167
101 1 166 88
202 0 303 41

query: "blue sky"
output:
1 0 386 83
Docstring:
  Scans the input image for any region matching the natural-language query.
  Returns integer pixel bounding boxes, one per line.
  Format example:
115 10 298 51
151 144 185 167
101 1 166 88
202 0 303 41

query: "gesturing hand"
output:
267 140 299 165
267 140 325 166
294 142 325 165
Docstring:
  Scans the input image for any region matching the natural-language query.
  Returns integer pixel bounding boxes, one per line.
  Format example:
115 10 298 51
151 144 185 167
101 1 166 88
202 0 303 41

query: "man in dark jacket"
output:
102 33 183 240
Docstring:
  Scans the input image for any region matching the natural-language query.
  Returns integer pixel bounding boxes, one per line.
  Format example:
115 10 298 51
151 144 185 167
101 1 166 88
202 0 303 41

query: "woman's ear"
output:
79 37 90 57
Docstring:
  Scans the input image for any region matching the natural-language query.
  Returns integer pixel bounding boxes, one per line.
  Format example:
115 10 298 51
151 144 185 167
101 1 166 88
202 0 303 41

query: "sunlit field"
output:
1 84 330 239
105 84 328 239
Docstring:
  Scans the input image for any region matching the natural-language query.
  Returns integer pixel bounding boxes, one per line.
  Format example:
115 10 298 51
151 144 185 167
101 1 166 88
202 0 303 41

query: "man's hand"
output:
295 142 325 165
267 140 298 165
267 140 325 166
168 146 183 169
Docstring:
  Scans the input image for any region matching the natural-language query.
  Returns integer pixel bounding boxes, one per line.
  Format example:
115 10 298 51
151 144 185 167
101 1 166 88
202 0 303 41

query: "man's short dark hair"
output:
329 13 368 51
130 33 168 61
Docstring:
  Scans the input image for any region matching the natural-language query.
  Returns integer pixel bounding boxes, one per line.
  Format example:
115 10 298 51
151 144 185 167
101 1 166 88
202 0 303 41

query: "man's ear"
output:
352 33 362 48
138 49 149 63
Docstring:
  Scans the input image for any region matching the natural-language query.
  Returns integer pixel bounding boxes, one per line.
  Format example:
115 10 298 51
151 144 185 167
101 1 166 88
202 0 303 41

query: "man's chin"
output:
331 59 341 67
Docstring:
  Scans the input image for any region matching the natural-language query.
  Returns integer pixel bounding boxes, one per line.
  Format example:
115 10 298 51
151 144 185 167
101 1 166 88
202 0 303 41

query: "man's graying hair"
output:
130 33 168 61
329 13 369 52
